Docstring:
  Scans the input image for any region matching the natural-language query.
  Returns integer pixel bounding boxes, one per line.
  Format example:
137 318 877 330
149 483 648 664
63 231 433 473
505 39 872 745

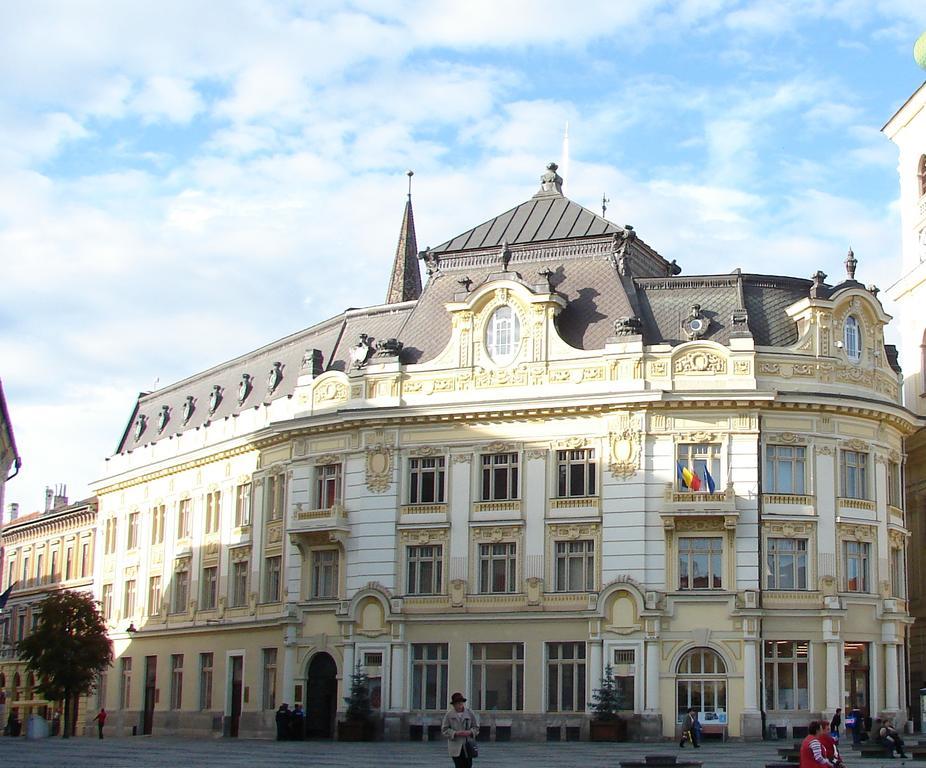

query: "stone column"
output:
390 643 406 710
589 640 603 697
826 641 842 713
743 639 759 712
884 642 900 713
645 640 660 711
282 624 298 703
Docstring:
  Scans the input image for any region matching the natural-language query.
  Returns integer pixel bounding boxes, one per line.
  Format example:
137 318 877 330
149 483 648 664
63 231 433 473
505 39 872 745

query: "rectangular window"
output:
105 518 117 554
479 542 517 594
471 642 524 711
177 498 191 538
546 642 586 712
556 449 597 497
312 550 338 599
170 654 183 710
843 540 870 592
481 453 519 500
406 545 443 595
102 583 113 621
315 464 342 509
766 538 808 590
205 490 221 534
763 640 809 710
264 556 282 603
891 548 905 598
51 550 59 582
411 643 449 710
841 450 869 500
151 504 165 545
148 576 161 616
230 560 248 607
676 443 721 491
127 512 139 549
765 445 806 495
172 569 190 614
262 648 277 710
678 537 722 590
64 548 72 580
96 672 107 709
199 652 213 711
554 540 595 592
266 474 286 521
80 542 90 578
201 566 218 610
37 553 45 584
612 648 636 708
409 457 446 504
235 483 252 527
120 657 132 709
888 461 903 508
123 579 136 617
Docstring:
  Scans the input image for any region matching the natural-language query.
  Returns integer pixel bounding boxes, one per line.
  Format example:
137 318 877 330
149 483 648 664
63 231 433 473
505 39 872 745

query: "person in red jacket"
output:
92 708 107 740
800 721 835 768
818 725 844 768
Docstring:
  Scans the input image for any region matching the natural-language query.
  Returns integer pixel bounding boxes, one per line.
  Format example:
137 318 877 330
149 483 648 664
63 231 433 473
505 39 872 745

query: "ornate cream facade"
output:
86 166 919 741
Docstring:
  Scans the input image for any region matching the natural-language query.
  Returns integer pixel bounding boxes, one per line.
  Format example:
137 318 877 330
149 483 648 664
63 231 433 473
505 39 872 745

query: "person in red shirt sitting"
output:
800 720 835 768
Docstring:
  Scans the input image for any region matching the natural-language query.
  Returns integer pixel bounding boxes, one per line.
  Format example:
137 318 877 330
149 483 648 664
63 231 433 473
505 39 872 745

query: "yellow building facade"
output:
90 165 918 741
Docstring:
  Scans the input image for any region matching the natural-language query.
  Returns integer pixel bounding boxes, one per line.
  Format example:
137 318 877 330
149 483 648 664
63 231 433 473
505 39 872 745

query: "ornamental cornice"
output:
547 522 600 540
766 432 807 444
764 520 814 536
841 438 870 453
837 522 876 541
399 528 449 545
471 525 522 542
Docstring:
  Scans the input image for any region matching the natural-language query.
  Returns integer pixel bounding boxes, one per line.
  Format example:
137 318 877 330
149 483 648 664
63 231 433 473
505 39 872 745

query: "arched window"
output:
918 155 926 197
844 316 861 362
485 305 521 365
676 647 727 723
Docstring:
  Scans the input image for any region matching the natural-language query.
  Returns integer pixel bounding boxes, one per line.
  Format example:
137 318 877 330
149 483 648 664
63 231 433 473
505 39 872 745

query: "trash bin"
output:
25 715 49 740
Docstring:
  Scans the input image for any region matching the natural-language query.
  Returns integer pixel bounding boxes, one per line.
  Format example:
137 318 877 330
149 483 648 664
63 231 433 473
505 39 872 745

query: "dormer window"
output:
843 316 861 362
486 305 521 365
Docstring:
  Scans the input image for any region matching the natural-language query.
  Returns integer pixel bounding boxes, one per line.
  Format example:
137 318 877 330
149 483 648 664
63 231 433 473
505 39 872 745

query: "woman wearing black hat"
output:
441 692 480 767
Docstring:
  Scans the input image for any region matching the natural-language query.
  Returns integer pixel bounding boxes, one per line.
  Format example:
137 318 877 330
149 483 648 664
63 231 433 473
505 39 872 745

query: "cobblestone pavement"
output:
0 736 917 768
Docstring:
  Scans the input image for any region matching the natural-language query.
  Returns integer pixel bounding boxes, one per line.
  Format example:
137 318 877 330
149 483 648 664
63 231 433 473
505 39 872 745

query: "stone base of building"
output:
636 712 664 741
740 711 763 740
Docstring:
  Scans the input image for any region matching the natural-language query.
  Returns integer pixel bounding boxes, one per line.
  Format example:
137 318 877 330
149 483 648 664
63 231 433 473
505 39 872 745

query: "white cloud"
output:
131 76 204 124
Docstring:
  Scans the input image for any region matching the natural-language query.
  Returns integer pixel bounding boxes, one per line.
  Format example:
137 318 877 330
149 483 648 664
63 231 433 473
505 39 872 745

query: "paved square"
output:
0 736 915 768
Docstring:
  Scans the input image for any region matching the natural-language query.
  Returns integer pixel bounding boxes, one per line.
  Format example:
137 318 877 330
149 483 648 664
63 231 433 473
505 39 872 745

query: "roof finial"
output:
535 162 563 196
406 169 414 200
845 246 857 280
602 193 610 218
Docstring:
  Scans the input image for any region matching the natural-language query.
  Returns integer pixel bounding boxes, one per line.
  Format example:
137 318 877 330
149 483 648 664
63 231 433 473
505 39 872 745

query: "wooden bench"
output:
856 743 893 759
700 723 727 741
775 747 799 762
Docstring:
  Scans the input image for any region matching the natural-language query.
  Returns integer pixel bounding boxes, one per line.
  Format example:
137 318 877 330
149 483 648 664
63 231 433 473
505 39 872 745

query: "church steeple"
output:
385 170 422 304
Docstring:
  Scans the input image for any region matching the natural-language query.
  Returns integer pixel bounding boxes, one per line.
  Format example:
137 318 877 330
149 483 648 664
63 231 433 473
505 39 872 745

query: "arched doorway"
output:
304 652 337 738
675 647 727 726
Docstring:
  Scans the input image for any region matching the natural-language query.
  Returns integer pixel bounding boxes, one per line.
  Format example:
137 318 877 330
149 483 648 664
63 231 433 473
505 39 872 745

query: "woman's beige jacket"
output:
440 706 480 757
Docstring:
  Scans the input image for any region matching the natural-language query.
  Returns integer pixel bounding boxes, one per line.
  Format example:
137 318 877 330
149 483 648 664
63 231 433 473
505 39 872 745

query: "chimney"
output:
54 484 68 509
7 503 17 522
45 487 54 513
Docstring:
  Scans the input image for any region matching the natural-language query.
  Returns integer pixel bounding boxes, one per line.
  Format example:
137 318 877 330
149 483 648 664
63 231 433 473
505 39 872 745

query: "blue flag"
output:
703 467 716 494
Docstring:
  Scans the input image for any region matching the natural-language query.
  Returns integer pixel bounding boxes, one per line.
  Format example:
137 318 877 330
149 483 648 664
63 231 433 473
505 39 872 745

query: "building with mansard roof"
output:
73 162 919 741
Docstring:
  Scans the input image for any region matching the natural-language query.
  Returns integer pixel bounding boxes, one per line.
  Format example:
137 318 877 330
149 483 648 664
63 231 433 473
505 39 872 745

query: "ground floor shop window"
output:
471 642 523 711
546 642 586 712
411 643 448 710
676 647 726 723
763 640 808 710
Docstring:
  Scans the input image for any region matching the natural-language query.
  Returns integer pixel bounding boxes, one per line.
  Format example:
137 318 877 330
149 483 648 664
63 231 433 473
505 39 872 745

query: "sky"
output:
2 0 926 515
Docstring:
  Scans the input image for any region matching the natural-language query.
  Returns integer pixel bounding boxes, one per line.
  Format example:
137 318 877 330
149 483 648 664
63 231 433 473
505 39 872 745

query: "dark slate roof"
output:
116 303 413 454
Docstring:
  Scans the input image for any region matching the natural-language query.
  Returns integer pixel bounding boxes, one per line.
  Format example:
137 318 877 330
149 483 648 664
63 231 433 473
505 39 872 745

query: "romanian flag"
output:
677 462 701 491
703 467 716 494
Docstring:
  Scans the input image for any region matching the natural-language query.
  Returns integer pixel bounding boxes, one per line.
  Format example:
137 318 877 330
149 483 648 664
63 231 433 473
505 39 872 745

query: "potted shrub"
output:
589 664 628 741
337 665 376 741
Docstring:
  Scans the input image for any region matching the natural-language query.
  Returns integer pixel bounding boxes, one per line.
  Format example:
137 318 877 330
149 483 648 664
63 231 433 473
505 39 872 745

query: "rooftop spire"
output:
385 170 423 304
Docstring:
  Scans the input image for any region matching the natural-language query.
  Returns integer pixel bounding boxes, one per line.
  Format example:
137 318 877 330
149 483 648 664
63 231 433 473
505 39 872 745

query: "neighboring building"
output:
0 492 98 728
91 163 917 742
884 41 926 723
0 379 22 520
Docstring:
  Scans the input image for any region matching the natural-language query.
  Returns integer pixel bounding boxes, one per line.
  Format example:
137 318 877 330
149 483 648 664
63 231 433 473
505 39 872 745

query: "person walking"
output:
829 708 841 742
800 721 835 768
679 708 700 748
275 703 291 741
441 692 479 768
92 708 107 740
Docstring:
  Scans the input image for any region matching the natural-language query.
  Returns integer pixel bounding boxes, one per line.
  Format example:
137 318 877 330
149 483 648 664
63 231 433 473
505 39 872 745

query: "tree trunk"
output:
62 691 71 738
71 694 79 737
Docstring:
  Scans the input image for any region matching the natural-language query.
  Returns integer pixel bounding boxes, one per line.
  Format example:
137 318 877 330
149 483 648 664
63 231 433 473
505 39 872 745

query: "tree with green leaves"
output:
589 664 625 721
343 665 373 723
17 590 113 738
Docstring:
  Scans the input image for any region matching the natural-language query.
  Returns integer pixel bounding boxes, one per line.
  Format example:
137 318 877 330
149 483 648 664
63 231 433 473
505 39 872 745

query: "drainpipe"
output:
757 413 766 738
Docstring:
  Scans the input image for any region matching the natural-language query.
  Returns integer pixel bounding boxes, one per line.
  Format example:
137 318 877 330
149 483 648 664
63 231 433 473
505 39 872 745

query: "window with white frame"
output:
102 583 113 621
765 445 806 495
104 518 117 554
264 555 282 602
888 461 903 508
265 473 286 521
471 642 524 711
312 549 339 599
766 538 808 590
120 657 132 709
230 559 248 607
479 542 517 593
676 443 721 492
676 647 726 722
262 648 277 710
843 540 870 592
546 641 586 712
123 579 136 617
556 449 596 497
205 490 221 533
554 539 595 592
485 305 521 365
170 654 183 710
177 498 191 538
763 640 808 710
80 541 90 578
891 547 905 598
200 566 217 610
841 450 869 500
315 464 342 509
481 453 519 500
126 511 139 549
151 504 165 545
844 315 861 362
235 483 252 526
411 643 449 710
406 544 443 595
172 567 189 614
199 652 213 710
408 456 446 504
678 537 722 590
147 576 161 616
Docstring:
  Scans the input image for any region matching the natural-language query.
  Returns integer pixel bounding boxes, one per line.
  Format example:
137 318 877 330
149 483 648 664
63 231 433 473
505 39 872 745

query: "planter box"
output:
337 720 376 741
590 718 627 742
